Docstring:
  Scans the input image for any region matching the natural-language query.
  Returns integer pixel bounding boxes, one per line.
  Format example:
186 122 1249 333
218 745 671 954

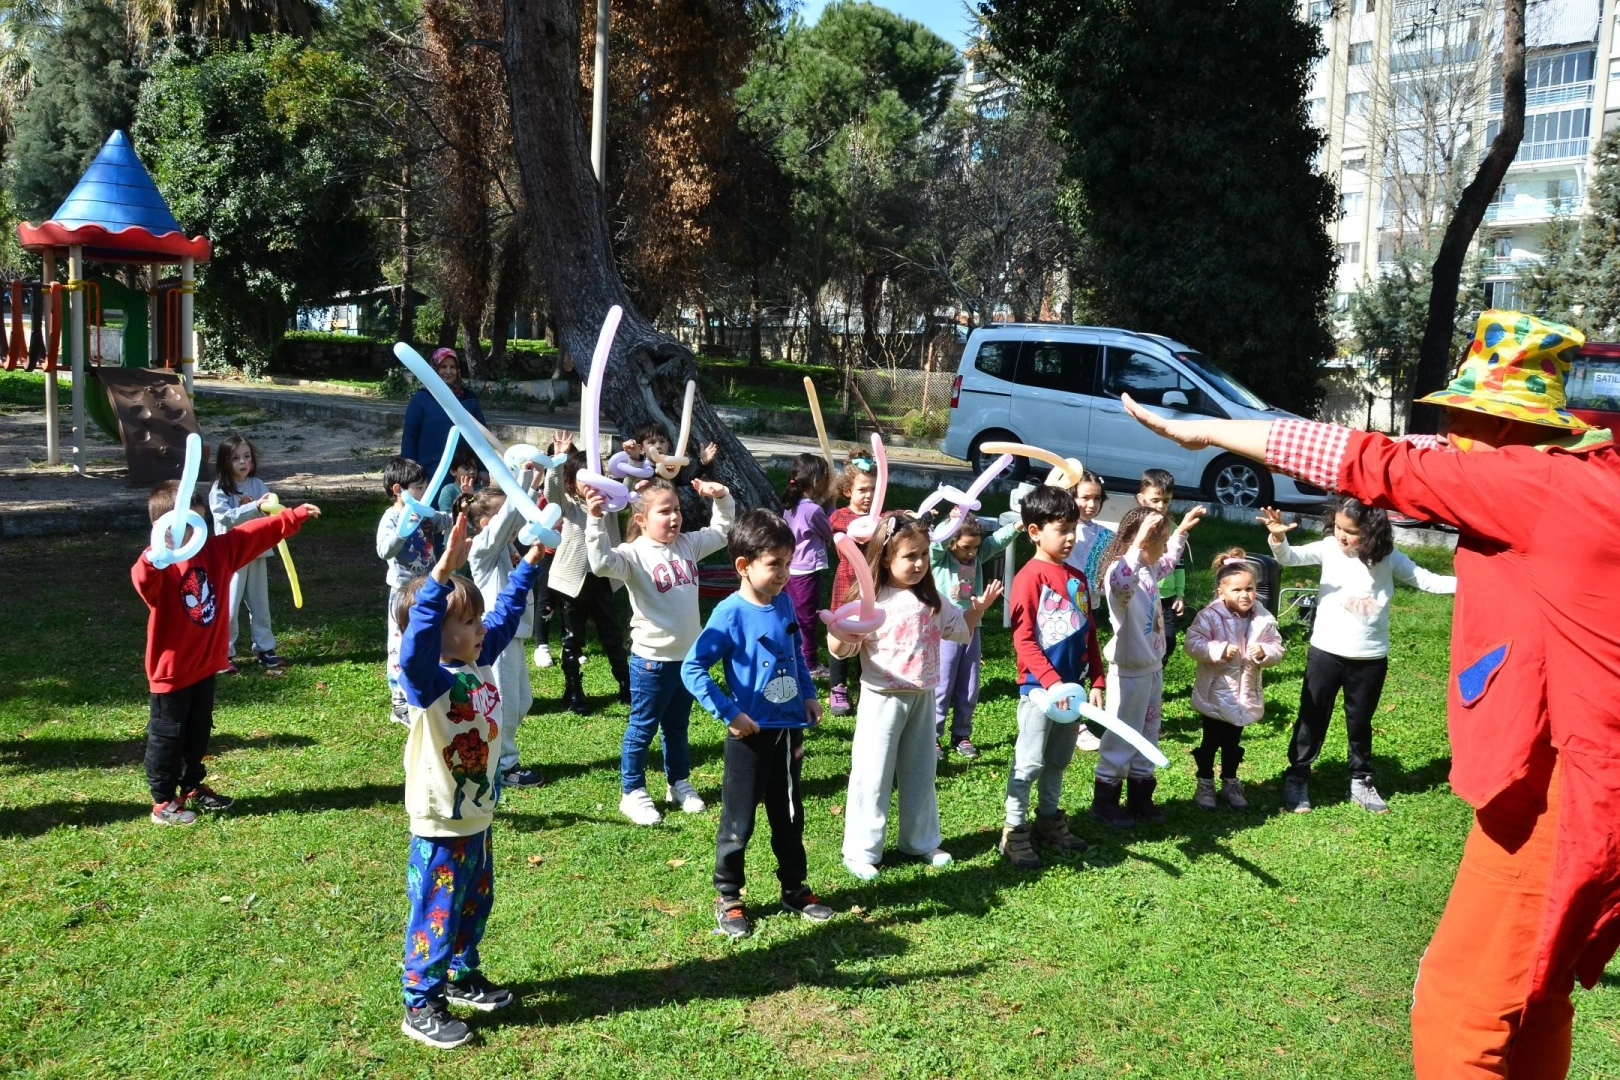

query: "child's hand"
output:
805 698 822 726
1249 643 1268 662
700 441 718 465
552 430 575 452
523 539 545 565
692 478 729 500
1135 512 1165 546
968 579 1004 620
1257 506 1296 538
623 438 643 461
1175 505 1207 534
1223 642 1241 661
1088 685 1105 710
255 493 276 511
584 488 607 518
1171 596 1184 616
729 713 760 738
302 503 321 519
433 515 471 581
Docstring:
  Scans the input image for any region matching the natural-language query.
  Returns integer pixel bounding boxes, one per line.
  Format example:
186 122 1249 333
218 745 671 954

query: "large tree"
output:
6 0 142 221
985 0 1336 414
501 0 775 512
1574 127 1620 337
1409 0 1526 432
135 35 381 372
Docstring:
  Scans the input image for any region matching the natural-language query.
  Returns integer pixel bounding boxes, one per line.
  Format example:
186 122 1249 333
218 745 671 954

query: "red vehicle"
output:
1566 341 1620 431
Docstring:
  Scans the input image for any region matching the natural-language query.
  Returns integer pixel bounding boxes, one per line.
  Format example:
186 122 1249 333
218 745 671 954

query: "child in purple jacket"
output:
781 454 835 679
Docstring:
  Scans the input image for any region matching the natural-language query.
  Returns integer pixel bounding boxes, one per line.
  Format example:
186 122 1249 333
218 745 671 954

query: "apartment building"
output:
1304 0 1609 316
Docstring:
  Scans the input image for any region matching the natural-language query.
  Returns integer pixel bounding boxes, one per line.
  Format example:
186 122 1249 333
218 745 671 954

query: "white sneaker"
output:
619 788 662 825
843 857 880 881
533 643 553 668
666 779 706 813
923 848 953 868
1078 727 1102 751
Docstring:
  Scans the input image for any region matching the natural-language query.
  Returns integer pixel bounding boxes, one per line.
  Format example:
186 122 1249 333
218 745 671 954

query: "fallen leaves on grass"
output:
527 854 543 868
829 804 843 816
666 858 687 868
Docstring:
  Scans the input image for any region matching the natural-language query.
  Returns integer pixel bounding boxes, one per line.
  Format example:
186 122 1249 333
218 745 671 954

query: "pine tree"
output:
1518 209 1580 325
5 0 144 223
1576 127 1620 336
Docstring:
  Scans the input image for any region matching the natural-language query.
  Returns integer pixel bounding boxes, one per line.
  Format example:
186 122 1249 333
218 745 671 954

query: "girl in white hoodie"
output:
1184 548 1285 811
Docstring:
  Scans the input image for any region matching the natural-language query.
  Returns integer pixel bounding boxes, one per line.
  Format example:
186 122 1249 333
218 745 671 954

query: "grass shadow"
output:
0 732 317 772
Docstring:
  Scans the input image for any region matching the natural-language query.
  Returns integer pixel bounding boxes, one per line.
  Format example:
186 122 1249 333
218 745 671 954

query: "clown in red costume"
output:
1122 311 1620 1079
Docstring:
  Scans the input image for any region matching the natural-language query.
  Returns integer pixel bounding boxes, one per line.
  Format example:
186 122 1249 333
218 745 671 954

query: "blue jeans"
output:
622 658 693 793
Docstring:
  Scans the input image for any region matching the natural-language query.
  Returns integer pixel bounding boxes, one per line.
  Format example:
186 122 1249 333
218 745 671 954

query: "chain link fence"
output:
851 367 958 438
1317 367 1409 434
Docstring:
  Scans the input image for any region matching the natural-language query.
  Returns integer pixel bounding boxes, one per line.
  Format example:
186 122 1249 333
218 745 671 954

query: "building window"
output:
1494 237 1513 258
1547 177 1578 205
1339 242 1362 264
1487 107 1592 161
1378 237 1397 262
1525 49 1595 91
1307 97 1327 126
1334 292 1352 312
1343 153 1367 172
1609 58 1620 81
1340 191 1365 218
1348 41 1373 65
1306 0 1334 23
1365 0 1375 10
1486 281 1523 309
1347 92 1370 118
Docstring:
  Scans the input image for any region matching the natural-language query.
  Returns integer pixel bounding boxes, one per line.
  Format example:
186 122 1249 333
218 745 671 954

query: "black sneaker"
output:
401 1000 472 1048
257 650 290 670
715 898 753 938
501 766 543 789
443 971 514 1011
781 888 833 922
954 739 980 759
183 783 234 811
1284 774 1313 814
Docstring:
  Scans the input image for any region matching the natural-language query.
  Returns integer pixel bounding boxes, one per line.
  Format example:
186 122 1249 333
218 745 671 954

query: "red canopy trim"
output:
17 221 211 263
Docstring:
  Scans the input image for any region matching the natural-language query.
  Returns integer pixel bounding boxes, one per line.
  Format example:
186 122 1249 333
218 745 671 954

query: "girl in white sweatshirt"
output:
1262 498 1456 815
1092 503 1205 828
586 475 735 826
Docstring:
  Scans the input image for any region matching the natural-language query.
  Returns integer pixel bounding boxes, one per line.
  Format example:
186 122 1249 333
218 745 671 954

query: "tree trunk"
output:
488 207 531 376
396 162 416 344
860 267 881 368
460 315 489 380
748 266 762 367
501 0 776 516
1410 0 1526 434
436 305 458 349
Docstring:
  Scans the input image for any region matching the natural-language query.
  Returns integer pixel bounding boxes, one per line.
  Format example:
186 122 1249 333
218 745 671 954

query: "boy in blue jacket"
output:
683 509 832 938
395 513 539 1049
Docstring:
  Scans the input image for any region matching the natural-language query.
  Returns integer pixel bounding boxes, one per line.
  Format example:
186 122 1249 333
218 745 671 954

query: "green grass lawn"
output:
3 502 1617 1078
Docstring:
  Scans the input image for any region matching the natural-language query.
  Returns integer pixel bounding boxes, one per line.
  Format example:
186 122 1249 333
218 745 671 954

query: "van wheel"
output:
969 431 1028 485
1205 455 1272 508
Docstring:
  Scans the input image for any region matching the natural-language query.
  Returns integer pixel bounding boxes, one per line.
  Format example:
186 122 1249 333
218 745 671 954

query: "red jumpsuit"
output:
1267 419 1620 1078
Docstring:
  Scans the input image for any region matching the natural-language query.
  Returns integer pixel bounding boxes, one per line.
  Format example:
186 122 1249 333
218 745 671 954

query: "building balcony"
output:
1479 139 1591 167
1489 82 1594 114
1483 195 1583 223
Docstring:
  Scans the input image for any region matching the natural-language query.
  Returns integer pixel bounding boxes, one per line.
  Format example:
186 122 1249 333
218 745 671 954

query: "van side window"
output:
1013 341 1100 394
974 340 1019 380
1103 348 1212 414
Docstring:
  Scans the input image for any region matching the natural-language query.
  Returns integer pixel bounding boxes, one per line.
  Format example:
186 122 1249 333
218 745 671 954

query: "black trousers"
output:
561 575 629 682
145 675 217 803
1160 598 1180 666
1192 716 1244 779
714 727 806 903
828 654 860 689
532 553 554 645
1287 646 1389 781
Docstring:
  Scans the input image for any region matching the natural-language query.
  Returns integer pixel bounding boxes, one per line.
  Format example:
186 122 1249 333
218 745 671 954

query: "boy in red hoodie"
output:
131 479 319 825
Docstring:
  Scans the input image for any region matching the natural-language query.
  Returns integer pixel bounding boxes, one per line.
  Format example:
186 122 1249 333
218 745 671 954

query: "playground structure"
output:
14 130 210 479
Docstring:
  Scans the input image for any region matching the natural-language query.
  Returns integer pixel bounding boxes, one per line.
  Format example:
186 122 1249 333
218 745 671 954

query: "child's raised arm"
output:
688 479 735 560
1391 551 1458 595
477 542 541 667
398 515 471 708
584 489 635 580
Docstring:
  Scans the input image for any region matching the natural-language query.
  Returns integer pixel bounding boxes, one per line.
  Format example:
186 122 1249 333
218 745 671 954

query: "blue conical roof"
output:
49 130 183 235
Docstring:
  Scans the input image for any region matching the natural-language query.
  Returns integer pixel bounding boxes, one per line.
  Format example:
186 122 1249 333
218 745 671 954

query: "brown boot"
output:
1089 778 1135 829
1126 776 1165 824
999 825 1042 870
1033 809 1088 852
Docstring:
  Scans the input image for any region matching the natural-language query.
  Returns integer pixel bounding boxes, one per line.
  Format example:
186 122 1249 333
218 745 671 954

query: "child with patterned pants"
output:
396 514 538 1049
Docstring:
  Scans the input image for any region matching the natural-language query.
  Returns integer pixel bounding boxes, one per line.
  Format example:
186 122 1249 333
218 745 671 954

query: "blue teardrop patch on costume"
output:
1457 642 1510 706
1484 323 1507 349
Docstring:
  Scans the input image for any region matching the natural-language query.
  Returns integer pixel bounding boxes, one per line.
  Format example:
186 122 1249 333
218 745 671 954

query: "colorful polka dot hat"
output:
1417 310 1590 430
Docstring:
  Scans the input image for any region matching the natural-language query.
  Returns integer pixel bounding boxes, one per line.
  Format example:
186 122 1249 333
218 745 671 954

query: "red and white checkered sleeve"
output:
1396 434 1447 452
1264 419 1349 493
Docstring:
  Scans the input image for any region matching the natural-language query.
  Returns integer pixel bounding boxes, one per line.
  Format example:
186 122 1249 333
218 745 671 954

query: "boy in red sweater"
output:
132 479 319 825
1002 484 1105 870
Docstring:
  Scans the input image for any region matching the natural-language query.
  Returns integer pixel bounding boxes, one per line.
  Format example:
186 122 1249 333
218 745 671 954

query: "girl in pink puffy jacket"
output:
1184 548 1284 811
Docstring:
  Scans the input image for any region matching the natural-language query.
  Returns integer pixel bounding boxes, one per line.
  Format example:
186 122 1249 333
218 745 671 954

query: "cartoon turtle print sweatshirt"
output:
682 591 818 729
399 560 537 838
131 507 313 694
1011 557 1104 696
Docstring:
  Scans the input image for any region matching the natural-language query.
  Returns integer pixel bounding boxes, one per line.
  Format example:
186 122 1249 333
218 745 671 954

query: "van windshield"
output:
1567 355 1620 411
1175 351 1268 410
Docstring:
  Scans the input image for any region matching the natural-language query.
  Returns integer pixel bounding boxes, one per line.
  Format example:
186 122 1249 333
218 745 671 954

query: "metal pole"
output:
590 0 608 185
180 256 195 395
68 244 85 475
43 249 58 465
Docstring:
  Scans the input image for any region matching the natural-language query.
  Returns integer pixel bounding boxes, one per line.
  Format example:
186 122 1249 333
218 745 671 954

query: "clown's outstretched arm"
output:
1121 394 1273 462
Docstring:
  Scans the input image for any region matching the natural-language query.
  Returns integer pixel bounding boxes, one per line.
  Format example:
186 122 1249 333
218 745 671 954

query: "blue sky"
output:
795 0 979 52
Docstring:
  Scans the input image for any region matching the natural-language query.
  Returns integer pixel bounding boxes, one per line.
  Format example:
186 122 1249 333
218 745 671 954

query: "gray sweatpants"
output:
1005 693 1080 826
229 557 275 654
842 687 941 866
491 638 533 773
1096 666 1163 781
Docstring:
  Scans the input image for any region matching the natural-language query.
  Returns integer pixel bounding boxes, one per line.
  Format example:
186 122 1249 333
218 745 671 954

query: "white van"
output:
941 324 1326 507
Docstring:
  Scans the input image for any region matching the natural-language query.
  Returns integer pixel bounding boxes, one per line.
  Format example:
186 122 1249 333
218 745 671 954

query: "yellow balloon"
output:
979 442 1084 489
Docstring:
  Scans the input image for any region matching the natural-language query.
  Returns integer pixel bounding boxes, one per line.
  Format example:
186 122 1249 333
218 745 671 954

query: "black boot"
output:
1126 776 1165 824
1089 777 1135 829
563 669 589 716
